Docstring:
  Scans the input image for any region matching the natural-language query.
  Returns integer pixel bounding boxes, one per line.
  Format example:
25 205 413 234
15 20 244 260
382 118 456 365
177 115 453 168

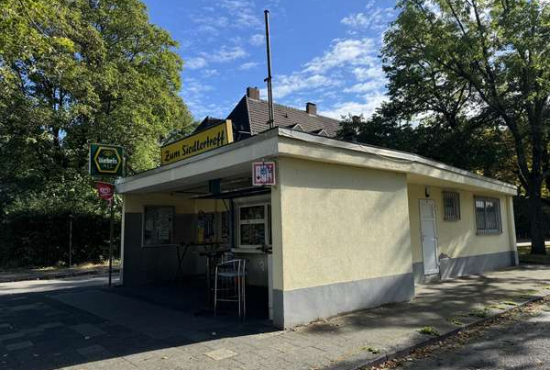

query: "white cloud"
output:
219 0 262 29
184 78 214 95
187 45 248 70
352 66 385 81
322 92 388 120
343 80 386 93
181 78 225 119
193 16 229 35
186 57 208 70
266 73 341 100
341 7 394 31
210 45 248 63
202 69 219 77
188 1 263 40
239 61 259 70
254 36 387 117
250 34 265 46
304 38 376 74
341 13 371 28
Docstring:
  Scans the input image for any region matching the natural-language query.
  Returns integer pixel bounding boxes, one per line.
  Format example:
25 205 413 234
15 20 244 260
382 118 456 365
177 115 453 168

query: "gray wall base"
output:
413 251 518 285
273 272 415 329
439 251 517 280
412 262 425 283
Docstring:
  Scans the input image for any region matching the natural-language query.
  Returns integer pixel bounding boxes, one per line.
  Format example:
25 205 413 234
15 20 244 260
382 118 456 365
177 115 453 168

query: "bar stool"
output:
214 259 247 318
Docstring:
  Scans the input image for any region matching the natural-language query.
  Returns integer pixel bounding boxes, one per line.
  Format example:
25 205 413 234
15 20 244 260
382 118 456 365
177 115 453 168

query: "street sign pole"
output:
69 214 73 269
108 198 114 288
89 143 122 288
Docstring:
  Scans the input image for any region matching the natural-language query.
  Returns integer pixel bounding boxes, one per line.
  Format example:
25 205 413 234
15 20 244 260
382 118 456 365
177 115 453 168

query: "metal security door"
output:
419 199 439 275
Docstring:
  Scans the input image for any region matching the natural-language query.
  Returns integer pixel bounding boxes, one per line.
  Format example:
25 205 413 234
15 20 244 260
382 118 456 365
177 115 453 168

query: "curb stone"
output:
0 268 120 283
327 294 549 370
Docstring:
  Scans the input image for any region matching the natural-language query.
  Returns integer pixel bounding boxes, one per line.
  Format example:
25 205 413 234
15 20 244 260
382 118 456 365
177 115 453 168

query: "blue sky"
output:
142 0 397 121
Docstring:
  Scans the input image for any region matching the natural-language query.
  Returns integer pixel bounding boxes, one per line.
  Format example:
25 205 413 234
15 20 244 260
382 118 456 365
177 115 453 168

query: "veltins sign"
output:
89 144 124 177
252 161 276 186
95 182 114 201
161 120 234 166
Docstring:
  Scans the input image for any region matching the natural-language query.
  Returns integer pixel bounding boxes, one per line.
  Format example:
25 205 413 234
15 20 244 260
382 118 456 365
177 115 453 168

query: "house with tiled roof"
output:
194 87 341 140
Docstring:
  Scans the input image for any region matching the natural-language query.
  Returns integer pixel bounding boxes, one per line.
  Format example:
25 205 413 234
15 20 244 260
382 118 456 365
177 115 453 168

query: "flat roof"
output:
116 127 517 195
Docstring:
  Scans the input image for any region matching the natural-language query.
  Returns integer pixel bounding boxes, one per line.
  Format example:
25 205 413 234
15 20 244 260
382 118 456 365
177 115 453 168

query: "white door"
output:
419 199 439 275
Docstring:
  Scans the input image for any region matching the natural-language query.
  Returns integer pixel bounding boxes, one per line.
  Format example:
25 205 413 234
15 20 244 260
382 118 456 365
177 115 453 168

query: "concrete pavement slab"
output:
204 348 237 361
5 341 33 351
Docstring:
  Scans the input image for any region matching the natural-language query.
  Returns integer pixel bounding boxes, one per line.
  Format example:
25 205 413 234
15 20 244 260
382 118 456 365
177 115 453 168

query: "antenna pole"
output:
264 10 274 128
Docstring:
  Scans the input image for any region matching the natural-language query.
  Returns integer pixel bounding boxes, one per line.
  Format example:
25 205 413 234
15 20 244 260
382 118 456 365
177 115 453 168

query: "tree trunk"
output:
528 177 547 255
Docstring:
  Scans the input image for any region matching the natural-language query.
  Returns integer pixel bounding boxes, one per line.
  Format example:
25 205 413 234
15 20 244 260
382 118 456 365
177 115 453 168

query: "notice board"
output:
143 206 174 246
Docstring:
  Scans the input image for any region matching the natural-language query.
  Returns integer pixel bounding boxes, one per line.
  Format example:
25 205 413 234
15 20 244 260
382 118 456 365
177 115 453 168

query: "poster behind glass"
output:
143 206 174 246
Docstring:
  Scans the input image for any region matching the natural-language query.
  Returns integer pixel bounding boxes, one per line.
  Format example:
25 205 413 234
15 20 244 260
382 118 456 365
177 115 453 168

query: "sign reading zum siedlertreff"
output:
89 144 124 177
161 120 234 166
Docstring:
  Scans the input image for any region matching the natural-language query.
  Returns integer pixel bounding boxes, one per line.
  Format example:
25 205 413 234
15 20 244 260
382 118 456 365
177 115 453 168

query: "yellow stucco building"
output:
116 126 517 329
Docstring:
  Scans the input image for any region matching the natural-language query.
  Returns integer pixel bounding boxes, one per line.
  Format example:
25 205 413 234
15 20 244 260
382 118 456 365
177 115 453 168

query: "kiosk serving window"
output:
143 206 174 246
238 203 271 248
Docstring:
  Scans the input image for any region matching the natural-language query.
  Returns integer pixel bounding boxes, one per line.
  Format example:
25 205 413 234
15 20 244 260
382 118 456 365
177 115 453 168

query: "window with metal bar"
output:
443 191 460 221
474 196 502 235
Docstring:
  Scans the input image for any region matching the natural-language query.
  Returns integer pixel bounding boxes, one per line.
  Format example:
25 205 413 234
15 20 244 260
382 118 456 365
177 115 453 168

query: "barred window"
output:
443 191 460 221
475 196 502 235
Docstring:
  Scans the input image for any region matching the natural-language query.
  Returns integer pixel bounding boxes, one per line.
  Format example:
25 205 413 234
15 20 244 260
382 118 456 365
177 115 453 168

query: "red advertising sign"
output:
252 161 276 186
95 182 114 201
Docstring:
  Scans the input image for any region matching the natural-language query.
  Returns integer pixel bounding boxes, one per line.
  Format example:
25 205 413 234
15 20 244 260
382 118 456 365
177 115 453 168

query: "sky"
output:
142 0 398 121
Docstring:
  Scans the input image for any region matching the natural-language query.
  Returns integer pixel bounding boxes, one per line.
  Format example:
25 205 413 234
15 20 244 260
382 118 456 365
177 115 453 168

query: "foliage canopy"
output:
0 0 193 266
341 0 550 253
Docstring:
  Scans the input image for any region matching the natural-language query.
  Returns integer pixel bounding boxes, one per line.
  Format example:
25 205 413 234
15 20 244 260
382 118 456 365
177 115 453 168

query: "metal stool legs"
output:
213 259 246 319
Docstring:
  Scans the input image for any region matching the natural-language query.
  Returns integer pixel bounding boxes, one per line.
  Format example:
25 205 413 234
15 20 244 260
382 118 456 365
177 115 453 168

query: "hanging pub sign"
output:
89 144 124 177
252 161 276 186
161 120 234 166
95 181 114 201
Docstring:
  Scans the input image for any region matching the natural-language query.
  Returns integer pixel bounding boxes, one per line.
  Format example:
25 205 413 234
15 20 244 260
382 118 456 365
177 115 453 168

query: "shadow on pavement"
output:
0 279 275 370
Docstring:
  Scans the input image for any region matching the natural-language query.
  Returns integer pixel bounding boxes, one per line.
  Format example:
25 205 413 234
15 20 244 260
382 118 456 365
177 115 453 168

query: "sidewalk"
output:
1 265 550 370
0 265 119 283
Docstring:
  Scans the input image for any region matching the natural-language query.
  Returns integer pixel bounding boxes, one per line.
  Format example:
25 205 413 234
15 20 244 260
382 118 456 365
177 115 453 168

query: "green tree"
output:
379 0 550 254
0 0 193 265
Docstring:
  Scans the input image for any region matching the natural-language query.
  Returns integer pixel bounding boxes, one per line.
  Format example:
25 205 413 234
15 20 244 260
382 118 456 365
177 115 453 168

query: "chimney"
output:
306 102 317 115
246 87 260 100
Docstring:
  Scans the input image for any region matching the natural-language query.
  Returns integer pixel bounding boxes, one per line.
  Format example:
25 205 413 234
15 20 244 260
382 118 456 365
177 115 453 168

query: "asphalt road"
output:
398 303 550 370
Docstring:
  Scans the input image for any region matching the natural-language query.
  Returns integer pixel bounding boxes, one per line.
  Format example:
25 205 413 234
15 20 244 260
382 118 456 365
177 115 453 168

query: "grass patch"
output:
418 326 440 336
363 346 380 355
517 245 550 265
447 317 464 326
501 301 518 306
468 308 490 318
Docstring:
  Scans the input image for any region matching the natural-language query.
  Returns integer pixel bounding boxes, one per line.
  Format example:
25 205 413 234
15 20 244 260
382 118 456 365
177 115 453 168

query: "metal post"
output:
264 10 275 128
108 199 114 287
69 214 73 269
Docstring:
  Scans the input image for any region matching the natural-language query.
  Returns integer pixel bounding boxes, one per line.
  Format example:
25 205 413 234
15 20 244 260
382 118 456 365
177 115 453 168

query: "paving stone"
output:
5 341 33 351
40 322 64 330
11 303 43 311
70 324 106 338
204 348 237 361
232 351 265 369
0 331 25 342
77 345 108 357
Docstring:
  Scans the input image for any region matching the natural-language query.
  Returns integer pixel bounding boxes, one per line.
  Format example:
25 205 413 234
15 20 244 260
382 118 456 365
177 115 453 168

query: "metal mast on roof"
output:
264 10 275 129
